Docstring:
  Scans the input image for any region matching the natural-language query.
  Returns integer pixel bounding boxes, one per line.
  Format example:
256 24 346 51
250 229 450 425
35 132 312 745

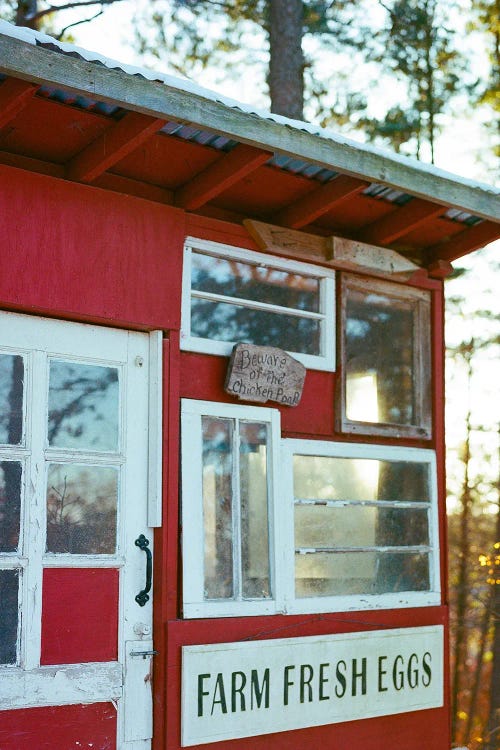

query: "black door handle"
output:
135 534 152 606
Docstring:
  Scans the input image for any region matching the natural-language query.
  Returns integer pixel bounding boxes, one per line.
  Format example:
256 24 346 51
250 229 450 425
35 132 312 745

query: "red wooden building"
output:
0 20 499 750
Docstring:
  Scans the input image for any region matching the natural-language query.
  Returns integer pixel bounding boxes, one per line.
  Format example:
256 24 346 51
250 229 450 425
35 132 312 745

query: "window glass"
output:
0 569 19 664
340 276 431 438
0 461 22 552
46 463 118 554
201 416 271 602
182 241 335 371
191 299 321 355
48 361 119 451
292 450 435 602
0 354 24 446
192 253 320 311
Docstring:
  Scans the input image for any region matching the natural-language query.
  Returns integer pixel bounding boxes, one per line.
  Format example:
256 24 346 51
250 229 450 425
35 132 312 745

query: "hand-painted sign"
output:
224 343 306 406
181 626 444 746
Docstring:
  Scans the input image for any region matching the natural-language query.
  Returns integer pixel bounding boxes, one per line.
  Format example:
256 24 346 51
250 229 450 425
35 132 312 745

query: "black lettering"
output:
422 652 432 687
231 671 246 712
300 664 314 703
352 658 367 696
319 663 330 701
197 673 211 717
407 653 419 689
283 665 295 706
211 673 228 715
251 669 270 709
378 656 388 692
335 660 347 698
393 655 405 691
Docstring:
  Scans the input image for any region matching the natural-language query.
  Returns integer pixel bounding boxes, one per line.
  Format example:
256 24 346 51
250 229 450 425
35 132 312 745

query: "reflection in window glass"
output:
0 354 24 446
0 461 22 552
201 417 271 602
293 454 432 598
0 569 19 664
202 417 234 599
191 299 321 355
240 422 270 598
192 253 320 311
295 551 430 597
346 290 414 424
46 463 118 554
48 361 119 451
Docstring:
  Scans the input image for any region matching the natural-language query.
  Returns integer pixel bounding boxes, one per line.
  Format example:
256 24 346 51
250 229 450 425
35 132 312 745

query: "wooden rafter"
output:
1 33 499 222
66 111 165 183
360 198 445 245
175 144 270 210
274 174 368 229
427 220 500 263
0 77 38 129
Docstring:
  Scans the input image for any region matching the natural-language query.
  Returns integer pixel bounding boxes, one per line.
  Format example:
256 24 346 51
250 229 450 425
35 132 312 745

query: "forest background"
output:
1 1 499 747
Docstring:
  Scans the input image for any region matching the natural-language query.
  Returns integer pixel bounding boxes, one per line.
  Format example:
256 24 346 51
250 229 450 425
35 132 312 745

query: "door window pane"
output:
48 361 119 452
0 354 24 446
0 461 22 552
0 569 19 664
46 463 118 554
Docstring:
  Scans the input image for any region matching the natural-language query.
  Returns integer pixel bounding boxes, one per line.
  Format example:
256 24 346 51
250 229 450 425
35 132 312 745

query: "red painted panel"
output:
0 165 185 330
0 702 116 750
179 352 336 437
213 165 314 216
41 568 118 665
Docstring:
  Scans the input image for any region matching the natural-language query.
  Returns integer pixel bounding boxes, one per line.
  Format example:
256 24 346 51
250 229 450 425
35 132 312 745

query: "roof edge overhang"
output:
0 28 499 227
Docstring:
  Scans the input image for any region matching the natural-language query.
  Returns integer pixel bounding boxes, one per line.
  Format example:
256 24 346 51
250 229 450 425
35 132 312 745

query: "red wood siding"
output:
0 703 117 750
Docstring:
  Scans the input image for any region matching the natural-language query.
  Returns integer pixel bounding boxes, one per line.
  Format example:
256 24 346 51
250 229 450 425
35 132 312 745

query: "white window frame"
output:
181 398 284 619
181 238 336 371
280 439 441 614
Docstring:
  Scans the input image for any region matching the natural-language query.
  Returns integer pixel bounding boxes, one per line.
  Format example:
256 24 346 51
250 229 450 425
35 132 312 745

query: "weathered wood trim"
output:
328 236 420 273
67 111 165 183
0 662 122 709
0 76 38 129
360 198 445 245
175 143 270 210
244 220 424 278
1 34 498 222
426 220 500 263
274 174 368 228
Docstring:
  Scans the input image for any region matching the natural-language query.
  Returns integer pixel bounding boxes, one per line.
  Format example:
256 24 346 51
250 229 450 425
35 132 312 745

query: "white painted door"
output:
0 311 161 750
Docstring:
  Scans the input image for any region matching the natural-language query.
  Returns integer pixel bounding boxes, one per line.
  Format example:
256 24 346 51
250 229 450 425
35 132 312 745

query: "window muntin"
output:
181 399 281 618
283 440 440 613
181 239 335 371
339 275 431 438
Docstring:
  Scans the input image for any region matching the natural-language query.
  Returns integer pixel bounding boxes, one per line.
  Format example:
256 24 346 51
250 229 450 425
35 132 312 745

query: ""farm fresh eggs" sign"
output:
181 626 443 746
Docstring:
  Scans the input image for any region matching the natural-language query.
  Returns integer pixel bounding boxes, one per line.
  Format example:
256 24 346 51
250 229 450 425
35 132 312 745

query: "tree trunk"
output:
16 0 40 28
268 0 304 120
485 428 500 750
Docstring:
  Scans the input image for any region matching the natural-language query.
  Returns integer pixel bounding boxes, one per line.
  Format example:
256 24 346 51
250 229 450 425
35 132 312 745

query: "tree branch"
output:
55 8 104 38
27 0 126 23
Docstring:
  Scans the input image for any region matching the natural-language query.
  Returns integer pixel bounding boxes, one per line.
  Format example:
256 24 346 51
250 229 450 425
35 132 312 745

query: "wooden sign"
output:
181 626 444 746
225 343 306 407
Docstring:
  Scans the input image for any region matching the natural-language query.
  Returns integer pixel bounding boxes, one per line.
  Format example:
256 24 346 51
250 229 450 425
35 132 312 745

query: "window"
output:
338 274 431 438
181 238 335 371
281 440 440 613
181 400 439 618
181 399 282 618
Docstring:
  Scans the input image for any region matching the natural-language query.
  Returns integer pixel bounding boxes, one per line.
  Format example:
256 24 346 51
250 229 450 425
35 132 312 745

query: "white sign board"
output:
181 626 443 746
